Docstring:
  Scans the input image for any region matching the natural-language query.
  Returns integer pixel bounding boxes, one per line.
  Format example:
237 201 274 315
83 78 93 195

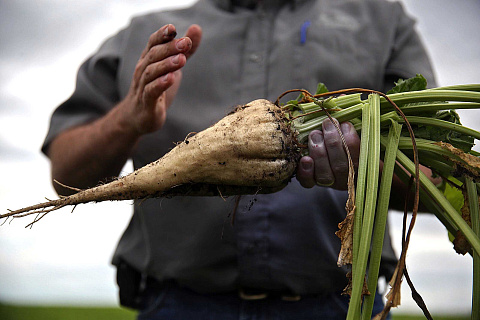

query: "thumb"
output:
184 24 202 59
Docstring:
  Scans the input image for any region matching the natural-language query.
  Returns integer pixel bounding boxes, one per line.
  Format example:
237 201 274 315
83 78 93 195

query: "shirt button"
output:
249 53 262 63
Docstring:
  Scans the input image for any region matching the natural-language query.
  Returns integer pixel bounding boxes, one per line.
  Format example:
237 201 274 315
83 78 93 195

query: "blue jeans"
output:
137 282 391 320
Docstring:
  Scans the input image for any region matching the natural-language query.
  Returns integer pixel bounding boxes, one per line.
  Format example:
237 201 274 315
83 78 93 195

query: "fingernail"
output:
310 131 323 145
301 160 313 171
317 180 334 187
176 38 186 50
164 25 177 38
171 54 180 64
341 122 354 134
160 73 169 82
323 119 335 132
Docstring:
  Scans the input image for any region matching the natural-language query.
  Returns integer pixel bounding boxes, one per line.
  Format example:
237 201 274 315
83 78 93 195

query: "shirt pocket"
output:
293 13 383 92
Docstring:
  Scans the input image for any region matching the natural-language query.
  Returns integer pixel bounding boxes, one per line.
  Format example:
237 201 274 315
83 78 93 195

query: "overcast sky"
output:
0 0 479 316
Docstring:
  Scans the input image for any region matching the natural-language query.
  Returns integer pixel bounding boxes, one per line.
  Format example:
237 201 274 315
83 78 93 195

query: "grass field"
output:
0 304 471 320
0 305 136 320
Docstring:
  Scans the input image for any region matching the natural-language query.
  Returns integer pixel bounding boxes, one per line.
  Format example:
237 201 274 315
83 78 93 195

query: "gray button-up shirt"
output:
42 0 435 295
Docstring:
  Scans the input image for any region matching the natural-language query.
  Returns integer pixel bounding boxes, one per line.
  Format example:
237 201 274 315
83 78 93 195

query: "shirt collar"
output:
212 0 306 12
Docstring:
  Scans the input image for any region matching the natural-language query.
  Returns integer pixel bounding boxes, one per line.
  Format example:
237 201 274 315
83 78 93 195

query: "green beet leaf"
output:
387 74 427 94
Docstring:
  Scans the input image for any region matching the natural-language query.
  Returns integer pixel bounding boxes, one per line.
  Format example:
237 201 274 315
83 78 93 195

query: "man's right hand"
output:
120 23 202 136
47 24 202 194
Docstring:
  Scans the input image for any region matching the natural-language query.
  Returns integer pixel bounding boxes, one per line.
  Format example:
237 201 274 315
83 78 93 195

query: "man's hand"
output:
48 24 202 194
296 118 360 190
120 24 202 135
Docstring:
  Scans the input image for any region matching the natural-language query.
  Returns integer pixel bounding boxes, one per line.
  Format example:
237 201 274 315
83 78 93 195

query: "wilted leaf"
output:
336 161 356 266
336 211 354 266
386 266 402 308
405 110 475 152
453 189 477 255
461 189 473 227
453 230 471 255
436 142 480 180
342 271 370 297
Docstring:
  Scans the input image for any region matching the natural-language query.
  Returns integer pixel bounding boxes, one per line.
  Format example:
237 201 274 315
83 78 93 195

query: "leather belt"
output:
238 288 302 302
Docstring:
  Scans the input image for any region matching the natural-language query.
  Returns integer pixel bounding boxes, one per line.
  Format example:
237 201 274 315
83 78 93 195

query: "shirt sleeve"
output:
41 28 127 155
382 2 437 92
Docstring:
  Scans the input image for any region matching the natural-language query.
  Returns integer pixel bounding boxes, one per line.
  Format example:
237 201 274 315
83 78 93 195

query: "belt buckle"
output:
239 288 269 300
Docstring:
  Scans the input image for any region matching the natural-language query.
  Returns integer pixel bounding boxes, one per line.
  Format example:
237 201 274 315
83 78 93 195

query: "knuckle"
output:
146 48 157 63
325 138 342 151
146 79 165 98
309 145 327 159
147 32 158 47
331 162 349 174
144 46 159 63
143 65 154 81
134 62 143 77
297 174 315 188
143 83 155 100
134 61 142 72
143 69 151 80
323 129 341 141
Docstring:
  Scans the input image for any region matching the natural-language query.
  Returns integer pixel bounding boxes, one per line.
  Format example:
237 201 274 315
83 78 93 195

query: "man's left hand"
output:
296 118 360 190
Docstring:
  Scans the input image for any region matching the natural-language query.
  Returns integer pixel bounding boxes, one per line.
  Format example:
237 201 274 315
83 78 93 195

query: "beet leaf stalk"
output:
465 177 479 319
346 94 381 320
361 121 403 320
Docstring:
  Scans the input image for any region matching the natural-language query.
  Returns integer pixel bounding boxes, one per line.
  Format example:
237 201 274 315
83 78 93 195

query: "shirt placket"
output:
240 6 272 102
236 6 274 290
